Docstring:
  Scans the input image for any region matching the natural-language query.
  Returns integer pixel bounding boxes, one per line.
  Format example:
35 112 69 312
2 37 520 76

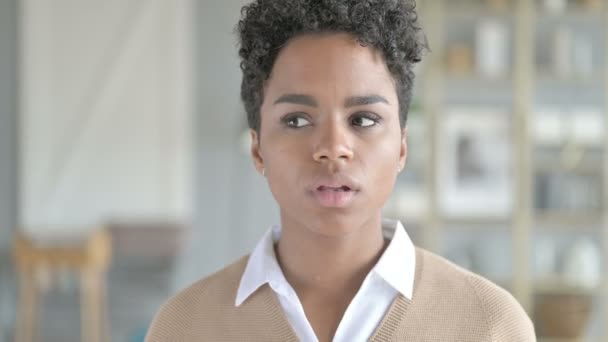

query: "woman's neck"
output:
275 215 387 296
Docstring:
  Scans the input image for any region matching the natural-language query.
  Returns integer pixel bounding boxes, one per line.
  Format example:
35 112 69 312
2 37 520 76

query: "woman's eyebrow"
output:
345 95 389 107
274 93 318 107
273 94 389 107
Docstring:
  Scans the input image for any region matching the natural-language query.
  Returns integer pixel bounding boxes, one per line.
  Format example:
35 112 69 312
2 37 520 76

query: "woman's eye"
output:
352 115 379 127
284 115 312 128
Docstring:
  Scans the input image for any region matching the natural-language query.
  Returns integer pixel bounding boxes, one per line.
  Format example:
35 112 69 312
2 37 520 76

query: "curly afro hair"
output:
237 0 427 133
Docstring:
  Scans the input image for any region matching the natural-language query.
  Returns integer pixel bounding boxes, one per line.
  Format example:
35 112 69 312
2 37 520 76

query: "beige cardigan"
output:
146 248 535 341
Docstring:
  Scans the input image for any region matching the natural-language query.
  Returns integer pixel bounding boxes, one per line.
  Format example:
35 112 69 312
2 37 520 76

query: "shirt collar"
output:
374 218 416 300
235 225 288 306
235 218 416 306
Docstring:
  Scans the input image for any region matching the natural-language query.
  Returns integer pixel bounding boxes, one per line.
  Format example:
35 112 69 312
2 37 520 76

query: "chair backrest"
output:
12 229 112 272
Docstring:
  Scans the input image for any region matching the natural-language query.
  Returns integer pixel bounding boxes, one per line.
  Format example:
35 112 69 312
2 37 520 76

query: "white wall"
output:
19 0 193 232
16 0 281 289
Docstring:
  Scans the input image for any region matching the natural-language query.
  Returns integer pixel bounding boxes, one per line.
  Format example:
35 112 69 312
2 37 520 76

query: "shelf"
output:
444 73 513 85
443 3 603 23
440 216 511 228
536 8 603 23
535 74 604 87
534 160 604 174
534 212 603 229
444 7 513 22
415 1 608 337
442 76 514 103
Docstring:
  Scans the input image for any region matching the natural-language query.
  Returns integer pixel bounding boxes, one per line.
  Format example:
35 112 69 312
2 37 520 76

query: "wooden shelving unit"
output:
383 0 608 340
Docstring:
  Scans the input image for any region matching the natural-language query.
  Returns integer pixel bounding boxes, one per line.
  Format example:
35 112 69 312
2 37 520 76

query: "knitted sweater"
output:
146 248 536 341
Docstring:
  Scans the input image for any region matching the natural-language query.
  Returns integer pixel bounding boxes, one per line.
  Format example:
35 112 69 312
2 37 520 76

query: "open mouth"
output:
313 184 357 207
317 185 352 192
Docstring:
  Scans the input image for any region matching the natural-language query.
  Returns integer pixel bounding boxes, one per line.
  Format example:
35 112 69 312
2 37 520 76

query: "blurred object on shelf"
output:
533 108 604 215
535 170 602 213
447 44 474 75
569 108 604 147
559 141 585 170
549 27 593 80
579 0 601 10
533 108 564 146
476 19 509 79
534 293 592 338
533 238 558 278
438 107 512 218
487 0 509 11
543 0 568 13
562 237 601 290
534 107 604 172
553 26 572 78
572 34 593 79
13 228 112 342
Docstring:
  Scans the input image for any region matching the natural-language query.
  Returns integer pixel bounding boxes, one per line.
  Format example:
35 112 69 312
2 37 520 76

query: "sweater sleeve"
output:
467 274 537 342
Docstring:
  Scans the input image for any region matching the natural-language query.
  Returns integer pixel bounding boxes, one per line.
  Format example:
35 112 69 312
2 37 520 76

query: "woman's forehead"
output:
265 34 396 101
272 33 388 74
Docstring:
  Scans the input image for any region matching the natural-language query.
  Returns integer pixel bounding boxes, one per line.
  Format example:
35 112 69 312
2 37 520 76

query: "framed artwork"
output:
438 107 513 218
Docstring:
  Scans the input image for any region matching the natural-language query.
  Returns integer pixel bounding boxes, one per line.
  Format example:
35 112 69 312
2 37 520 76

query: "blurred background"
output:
1 0 607 341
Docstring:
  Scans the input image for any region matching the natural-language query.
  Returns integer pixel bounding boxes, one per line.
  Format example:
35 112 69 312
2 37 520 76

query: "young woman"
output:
146 1 535 341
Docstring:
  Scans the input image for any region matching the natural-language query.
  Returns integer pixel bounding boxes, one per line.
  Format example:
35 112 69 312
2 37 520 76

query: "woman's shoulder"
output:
145 255 250 341
170 254 250 302
414 248 536 341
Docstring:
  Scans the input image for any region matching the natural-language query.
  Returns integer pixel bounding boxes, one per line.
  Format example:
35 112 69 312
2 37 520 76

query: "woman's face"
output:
251 33 407 237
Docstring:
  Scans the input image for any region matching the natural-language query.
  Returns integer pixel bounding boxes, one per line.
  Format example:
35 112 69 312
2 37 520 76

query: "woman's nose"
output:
312 120 354 162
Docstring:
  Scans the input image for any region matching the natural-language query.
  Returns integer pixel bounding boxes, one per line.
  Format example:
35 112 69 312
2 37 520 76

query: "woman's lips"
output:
313 185 358 208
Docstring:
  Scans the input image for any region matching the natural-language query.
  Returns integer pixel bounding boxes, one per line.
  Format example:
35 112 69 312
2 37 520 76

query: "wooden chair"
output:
13 228 112 342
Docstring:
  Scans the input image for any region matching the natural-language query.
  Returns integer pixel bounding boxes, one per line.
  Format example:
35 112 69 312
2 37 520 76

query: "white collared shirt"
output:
235 218 416 342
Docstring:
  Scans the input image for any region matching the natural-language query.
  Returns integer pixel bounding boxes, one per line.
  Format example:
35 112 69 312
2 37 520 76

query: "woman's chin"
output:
303 215 374 238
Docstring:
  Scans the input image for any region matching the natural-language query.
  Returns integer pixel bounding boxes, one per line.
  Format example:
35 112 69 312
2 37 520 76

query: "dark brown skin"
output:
250 33 407 341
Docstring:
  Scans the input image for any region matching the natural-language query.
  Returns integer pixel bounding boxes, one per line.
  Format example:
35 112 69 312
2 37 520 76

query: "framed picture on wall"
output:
438 107 513 218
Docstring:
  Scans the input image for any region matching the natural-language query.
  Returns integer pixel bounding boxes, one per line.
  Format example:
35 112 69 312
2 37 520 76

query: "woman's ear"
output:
250 129 264 174
399 126 408 170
